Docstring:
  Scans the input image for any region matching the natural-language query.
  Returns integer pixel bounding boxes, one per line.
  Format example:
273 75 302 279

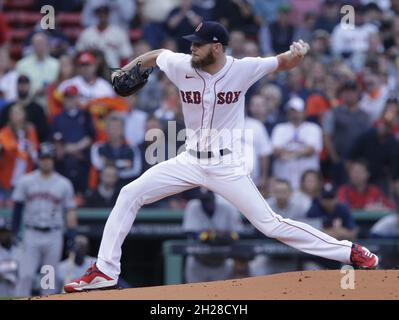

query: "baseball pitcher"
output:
64 21 378 293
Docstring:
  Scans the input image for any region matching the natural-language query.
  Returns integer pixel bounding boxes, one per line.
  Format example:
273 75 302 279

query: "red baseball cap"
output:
77 52 96 65
63 85 79 97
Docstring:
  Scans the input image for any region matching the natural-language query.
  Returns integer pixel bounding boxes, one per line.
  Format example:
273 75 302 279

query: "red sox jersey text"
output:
180 90 242 105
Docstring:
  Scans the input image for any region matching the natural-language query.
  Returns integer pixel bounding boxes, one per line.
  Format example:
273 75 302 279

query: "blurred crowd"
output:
0 0 399 208
1 0 399 295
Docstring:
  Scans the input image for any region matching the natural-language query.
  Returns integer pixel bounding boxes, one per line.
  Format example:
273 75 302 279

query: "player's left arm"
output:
276 39 310 72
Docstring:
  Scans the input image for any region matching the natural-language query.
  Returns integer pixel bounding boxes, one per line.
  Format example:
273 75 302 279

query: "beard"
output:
191 50 216 69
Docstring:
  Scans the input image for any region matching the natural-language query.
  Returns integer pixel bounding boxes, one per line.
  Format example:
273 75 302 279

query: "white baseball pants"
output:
97 151 352 279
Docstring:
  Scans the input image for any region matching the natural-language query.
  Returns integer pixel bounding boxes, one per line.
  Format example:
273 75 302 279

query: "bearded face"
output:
191 44 216 69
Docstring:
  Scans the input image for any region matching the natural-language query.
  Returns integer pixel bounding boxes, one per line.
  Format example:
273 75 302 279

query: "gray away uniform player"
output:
12 143 77 296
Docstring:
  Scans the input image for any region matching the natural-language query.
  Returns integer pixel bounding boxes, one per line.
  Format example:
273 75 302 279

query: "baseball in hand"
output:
290 39 310 57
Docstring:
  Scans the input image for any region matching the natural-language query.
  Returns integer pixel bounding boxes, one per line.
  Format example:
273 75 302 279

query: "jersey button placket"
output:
201 79 215 150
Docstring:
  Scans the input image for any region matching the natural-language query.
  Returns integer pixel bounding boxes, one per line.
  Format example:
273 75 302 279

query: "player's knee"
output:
249 215 282 238
119 184 139 199
119 184 145 207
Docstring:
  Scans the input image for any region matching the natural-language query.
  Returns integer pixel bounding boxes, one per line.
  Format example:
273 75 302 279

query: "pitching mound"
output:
34 270 398 300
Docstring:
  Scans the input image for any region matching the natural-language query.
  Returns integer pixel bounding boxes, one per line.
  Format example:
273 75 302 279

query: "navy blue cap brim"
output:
182 34 211 44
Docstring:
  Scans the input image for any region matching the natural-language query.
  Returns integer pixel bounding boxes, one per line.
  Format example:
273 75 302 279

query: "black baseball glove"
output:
111 62 153 97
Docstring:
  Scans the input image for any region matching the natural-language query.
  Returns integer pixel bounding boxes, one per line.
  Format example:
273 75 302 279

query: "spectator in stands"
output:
191 0 216 20
314 0 340 33
133 40 165 112
304 60 328 96
305 72 338 125
22 23 71 59
307 184 358 241
166 0 204 54
0 104 38 195
214 0 258 37
309 29 332 64
0 74 49 142
381 98 399 140
359 67 390 122
81 0 136 30
183 189 243 283
47 54 76 122
288 0 322 26
337 160 395 212
271 97 322 190
0 48 18 105
57 235 96 293
154 82 180 123
267 179 314 224
58 51 115 104
140 0 180 49
296 169 323 204
16 32 59 108
85 164 120 208
243 40 260 57
76 3 134 68
331 4 379 70
322 80 370 186
266 4 295 54
52 85 96 194
293 12 318 43
257 85 285 135
91 113 142 186
244 111 272 195
348 101 399 192
0 217 17 297
124 94 148 148
226 31 246 59
284 67 309 104
250 0 288 25
138 116 166 174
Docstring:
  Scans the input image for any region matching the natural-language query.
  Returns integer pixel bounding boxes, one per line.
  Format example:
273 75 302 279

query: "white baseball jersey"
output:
156 50 278 154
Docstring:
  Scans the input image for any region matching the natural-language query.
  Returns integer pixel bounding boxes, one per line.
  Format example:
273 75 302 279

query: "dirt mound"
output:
33 270 399 300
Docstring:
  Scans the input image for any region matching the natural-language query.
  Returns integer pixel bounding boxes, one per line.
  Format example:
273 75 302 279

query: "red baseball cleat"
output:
64 263 117 293
350 244 379 269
